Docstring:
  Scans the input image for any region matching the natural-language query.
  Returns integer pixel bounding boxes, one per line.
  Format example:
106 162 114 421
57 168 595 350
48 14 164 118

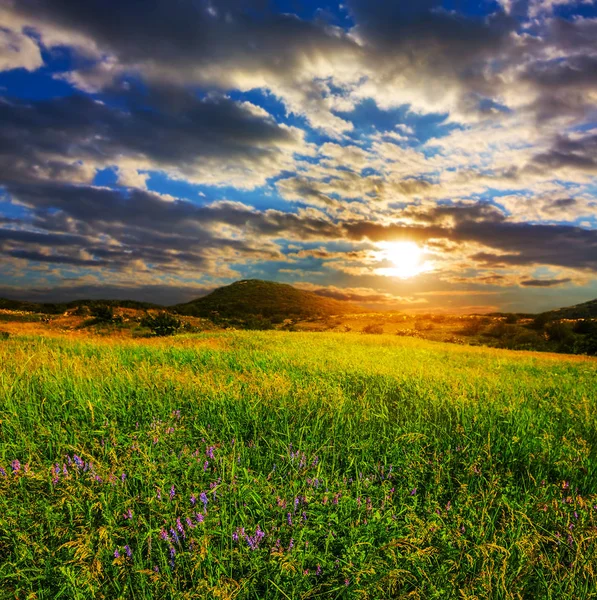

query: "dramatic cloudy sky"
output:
1 0 597 311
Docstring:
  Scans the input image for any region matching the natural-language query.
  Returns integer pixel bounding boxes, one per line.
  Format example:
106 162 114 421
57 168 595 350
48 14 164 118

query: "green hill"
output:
172 279 362 320
542 298 597 320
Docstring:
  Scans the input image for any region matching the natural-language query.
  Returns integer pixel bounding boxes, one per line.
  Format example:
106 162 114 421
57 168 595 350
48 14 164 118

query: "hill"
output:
542 297 597 320
172 279 362 320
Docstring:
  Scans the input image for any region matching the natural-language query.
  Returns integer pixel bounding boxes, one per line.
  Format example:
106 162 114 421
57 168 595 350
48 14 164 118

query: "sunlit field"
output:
1 331 597 598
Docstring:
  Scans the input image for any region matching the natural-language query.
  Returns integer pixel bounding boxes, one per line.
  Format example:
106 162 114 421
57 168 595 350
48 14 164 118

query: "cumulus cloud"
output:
0 27 43 72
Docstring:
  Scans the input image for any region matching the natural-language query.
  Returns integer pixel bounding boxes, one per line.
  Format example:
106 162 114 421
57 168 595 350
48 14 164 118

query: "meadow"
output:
1 331 596 599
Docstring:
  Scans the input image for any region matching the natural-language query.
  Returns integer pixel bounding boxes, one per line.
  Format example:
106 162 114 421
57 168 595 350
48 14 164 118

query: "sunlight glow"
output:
375 241 430 279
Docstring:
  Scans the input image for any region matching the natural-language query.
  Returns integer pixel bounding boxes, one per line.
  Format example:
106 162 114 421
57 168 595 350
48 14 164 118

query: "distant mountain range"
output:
0 279 362 320
0 297 160 315
1 280 596 321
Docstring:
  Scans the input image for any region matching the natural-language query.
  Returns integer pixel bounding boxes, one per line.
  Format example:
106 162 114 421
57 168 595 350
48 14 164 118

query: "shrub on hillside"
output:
362 323 384 334
545 321 576 353
485 321 510 339
243 317 274 330
545 321 574 343
529 313 551 330
140 312 181 336
414 319 434 332
458 318 485 336
577 333 597 355
573 319 597 335
0 330 9 340
395 328 422 338
90 304 114 323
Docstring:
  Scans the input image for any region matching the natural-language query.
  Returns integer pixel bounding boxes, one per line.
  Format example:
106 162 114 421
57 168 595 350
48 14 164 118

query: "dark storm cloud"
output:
2 176 596 277
0 88 302 187
339 204 597 272
348 0 514 57
0 177 344 272
4 0 355 97
520 278 572 287
530 133 597 174
310 287 394 304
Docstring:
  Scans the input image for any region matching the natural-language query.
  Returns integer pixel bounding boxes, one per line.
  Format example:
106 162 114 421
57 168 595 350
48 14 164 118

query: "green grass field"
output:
1 332 596 599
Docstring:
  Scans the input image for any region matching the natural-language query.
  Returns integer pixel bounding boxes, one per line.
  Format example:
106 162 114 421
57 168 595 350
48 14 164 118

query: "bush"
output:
90 305 114 323
545 321 574 343
362 323 384 335
140 312 181 337
573 320 597 335
578 333 597 356
485 321 510 339
395 328 422 338
243 317 274 330
504 314 518 324
529 313 550 330
458 318 485 336
414 319 434 332
0 330 9 340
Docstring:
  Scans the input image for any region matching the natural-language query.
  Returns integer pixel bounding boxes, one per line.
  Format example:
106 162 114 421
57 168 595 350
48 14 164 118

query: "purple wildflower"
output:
11 459 21 474
114 549 120 558
159 529 169 541
186 517 194 529
124 545 132 558
206 446 215 459
316 565 322 576
195 512 204 524
169 485 175 500
170 528 179 545
288 538 294 550
200 492 208 509
287 513 293 526
203 461 209 472
176 517 186 539
0 467 5 477
190 494 196 506
169 546 176 558
410 488 417 496
121 473 126 483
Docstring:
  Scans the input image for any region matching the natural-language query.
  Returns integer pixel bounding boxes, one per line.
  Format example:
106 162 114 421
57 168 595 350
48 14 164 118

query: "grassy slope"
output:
0 332 596 598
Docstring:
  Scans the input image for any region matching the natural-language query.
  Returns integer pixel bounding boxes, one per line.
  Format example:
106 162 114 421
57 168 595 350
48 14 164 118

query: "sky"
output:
1 0 597 312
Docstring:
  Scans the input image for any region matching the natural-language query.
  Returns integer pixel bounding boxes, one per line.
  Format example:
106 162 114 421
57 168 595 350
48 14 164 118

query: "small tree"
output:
141 312 181 337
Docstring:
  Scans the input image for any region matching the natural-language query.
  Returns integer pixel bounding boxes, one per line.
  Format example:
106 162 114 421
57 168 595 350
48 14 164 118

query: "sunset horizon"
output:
1 0 597 313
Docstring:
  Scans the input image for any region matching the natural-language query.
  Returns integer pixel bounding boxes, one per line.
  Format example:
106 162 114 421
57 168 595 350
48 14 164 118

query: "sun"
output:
376 241 426 279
